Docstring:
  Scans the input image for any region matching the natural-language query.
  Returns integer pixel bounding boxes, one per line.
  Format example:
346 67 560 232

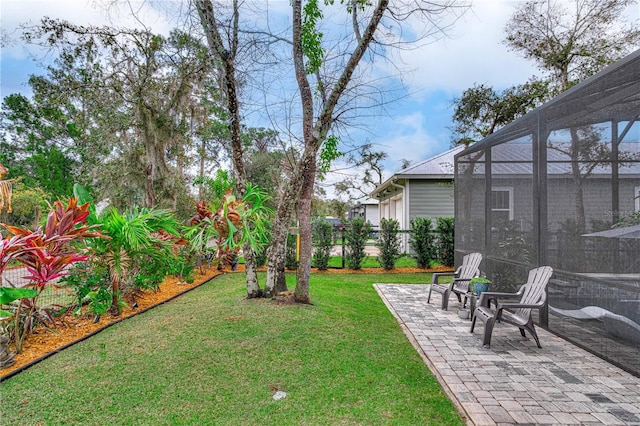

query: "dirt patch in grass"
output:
1 264 451 379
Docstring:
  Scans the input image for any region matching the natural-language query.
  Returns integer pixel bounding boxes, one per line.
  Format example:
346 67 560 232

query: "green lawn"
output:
326 254 421 269
1 272 463 425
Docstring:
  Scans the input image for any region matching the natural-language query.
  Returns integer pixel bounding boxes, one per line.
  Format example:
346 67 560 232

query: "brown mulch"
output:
1 264 450 378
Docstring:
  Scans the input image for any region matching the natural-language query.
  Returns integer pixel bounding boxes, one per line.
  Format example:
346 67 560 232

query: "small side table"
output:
464 292 479 320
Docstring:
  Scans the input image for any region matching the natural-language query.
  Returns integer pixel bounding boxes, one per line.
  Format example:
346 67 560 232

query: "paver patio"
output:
374 284 640 426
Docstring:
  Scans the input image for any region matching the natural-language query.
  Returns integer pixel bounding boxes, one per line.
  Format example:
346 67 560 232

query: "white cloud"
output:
369 111 442 174
1 0 173 58
0 0 176 97
381 0 542 99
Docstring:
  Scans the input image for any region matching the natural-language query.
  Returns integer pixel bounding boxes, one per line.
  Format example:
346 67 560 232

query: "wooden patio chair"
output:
470 266 553 348
427 252 482 310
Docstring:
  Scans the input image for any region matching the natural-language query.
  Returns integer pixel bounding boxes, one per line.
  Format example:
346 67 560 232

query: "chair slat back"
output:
452 253 482 293
514 266 553 318
457 252 482 280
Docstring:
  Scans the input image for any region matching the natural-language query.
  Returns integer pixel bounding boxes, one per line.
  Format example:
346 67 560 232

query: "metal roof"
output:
370 146 463 198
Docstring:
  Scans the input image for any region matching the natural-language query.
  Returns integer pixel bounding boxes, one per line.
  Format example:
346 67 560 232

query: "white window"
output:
491 187 513 221
635 186 640 212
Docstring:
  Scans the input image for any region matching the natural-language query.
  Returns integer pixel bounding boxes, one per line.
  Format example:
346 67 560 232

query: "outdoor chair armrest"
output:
478 288 526 306
478 291 516 308
431 272 456 284
497 301 545 311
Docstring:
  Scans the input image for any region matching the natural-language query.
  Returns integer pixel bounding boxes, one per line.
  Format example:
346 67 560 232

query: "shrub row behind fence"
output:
310 217 455 270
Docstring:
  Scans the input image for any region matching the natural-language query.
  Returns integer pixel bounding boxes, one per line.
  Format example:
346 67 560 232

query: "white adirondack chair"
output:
470 266 553 348
427 252 482 310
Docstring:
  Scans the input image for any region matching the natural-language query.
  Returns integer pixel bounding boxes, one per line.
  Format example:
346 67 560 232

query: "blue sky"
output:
5 0 630 198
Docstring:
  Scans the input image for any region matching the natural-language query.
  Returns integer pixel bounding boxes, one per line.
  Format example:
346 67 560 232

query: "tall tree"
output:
290 0 388 303
194 1 470 301
504 0 640 93
1 93 79 197
290 0 469 303
195 0 262 297
12 19 218 214
451 79 549 144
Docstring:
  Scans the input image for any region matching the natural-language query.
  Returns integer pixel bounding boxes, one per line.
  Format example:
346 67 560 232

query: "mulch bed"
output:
1 264 449 379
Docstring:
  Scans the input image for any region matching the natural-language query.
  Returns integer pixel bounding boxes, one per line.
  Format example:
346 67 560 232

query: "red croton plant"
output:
1 197 104 352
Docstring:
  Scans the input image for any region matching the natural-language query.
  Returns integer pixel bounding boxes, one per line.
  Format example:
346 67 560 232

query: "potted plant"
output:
470 277 492 295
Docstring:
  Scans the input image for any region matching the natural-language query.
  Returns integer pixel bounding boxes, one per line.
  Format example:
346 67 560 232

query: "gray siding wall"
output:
408 180 454 222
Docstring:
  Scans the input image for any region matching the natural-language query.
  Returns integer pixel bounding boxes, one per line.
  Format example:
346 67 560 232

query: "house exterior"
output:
346 198 379 228
369 146 463 248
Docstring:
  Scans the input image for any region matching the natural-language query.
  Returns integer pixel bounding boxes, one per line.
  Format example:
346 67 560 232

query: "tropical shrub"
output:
187 174 274 275
409 217 435 269
95 207 180 314
377 218 401 270
167 250 196 283
184 199 219 273
0 286 38 368
86 287 113 321
211 184 272 253
59 261 109 317
134 254 170 290
312 217 333 270
1 197 103 350
344 217 371 270
75 183 181 316
435 217 455 267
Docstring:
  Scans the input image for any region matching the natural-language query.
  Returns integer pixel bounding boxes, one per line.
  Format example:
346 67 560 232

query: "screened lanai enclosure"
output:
455 49 640 376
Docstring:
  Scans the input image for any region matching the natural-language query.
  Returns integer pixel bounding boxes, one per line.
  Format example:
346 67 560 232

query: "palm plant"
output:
184 200 217 273
186 181 272 271
88 206 180 315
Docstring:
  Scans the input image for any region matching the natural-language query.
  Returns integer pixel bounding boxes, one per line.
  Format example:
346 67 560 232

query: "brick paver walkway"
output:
374 284 640 426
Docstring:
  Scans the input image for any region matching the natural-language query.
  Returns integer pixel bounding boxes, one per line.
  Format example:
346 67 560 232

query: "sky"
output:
2 1 637 199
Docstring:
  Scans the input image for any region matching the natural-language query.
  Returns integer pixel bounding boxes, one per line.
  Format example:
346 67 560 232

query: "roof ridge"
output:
394 145 462 175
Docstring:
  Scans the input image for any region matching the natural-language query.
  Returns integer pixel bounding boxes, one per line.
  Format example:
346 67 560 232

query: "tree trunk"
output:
291 0 317 302
243 241 262 298
273 240 288 294
265 217 290 297
196 0 261 296
109 274 121 316
267 189 299 294
295 160 315 304
144 163 155 208
264 161 303 296
289 0 390 301
198 138 205 200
